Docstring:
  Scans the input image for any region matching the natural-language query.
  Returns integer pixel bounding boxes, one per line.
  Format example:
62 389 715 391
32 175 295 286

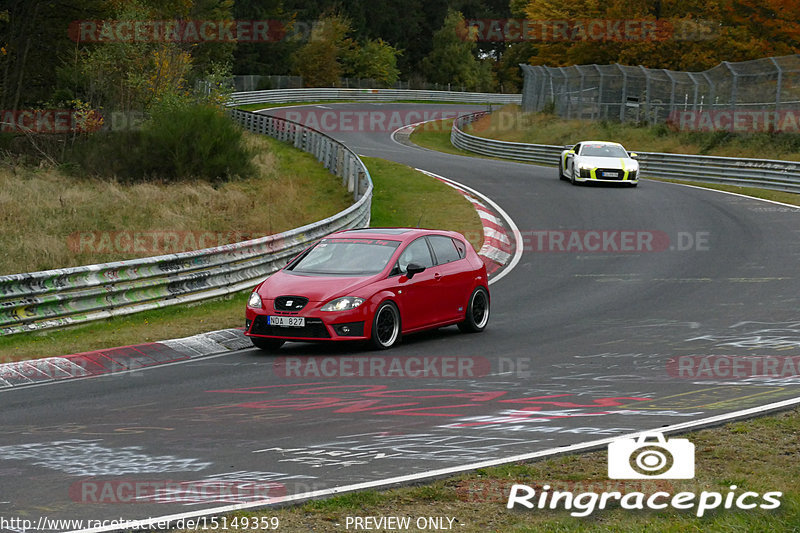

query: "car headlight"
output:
248 292 262 309
321 297 365 312
578 163 593 170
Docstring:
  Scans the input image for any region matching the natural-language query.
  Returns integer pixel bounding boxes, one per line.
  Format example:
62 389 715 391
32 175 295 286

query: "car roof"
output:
330 227 462 243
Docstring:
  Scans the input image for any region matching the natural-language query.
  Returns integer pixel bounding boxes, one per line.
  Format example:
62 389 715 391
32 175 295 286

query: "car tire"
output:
371 301 401 349
569 164 577 185
458 286 490 333
250 337 285 352
558 159 566 180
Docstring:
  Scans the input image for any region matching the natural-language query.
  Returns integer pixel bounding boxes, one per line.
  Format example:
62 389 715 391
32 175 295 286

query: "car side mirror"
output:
630 152 638 159
406 263 426 279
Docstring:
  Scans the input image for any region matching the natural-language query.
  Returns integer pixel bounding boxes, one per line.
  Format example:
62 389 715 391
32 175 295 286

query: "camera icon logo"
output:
608 432 695 479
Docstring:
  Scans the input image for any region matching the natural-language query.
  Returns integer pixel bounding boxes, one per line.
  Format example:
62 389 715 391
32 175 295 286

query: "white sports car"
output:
559 141 639 186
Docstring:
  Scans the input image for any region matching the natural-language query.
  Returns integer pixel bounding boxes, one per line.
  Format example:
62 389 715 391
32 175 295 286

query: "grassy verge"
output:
0 133 352 275
364 156 483 251
407 119 474 157
0 158 482 362
409 115 800 206
409 118 536 163
467 105 800 161
173 406 800 532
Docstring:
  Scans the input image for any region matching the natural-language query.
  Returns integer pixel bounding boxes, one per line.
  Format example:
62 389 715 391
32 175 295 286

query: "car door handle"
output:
434 273 442 281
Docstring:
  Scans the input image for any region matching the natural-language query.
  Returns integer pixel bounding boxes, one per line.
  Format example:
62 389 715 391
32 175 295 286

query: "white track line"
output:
66 393 800 533
653 180 800 209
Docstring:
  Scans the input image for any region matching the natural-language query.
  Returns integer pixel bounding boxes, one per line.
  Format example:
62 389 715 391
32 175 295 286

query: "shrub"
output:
136 103 254 183
65 104 254 183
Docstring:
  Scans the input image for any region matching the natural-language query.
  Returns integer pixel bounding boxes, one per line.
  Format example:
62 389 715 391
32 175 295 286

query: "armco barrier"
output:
0 110 372 336
229 87 521 107
452 112 800 193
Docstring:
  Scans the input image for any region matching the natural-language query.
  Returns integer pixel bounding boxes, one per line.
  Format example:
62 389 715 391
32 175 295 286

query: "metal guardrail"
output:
452 112 800 193
229 88 522 107
0 110 372 336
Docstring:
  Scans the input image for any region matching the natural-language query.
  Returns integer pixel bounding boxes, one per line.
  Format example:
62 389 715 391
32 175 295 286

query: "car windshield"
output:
288 238 401 275
581 144 628 158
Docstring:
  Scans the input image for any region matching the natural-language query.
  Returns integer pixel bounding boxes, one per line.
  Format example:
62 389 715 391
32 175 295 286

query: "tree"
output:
291 14 401 87
0 0 109 110
232 0 293 75
342 39 401 86
422 9 492 91
290 14 351 87
185 0 237 85
77 1 194 113
724 0 800 57
0 0 235 111
517 0 800 71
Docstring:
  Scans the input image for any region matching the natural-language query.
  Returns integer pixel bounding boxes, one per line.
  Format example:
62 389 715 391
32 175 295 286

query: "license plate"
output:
269 316 305 327
602 171 619 177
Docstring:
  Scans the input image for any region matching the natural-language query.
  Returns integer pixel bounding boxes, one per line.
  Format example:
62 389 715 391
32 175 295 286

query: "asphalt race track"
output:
2 103 800 530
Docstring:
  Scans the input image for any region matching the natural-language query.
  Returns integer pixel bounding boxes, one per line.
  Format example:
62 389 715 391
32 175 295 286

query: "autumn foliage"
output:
517 0 800 70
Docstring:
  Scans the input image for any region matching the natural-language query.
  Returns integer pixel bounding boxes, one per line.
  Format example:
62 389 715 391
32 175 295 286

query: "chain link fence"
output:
520 55 800 130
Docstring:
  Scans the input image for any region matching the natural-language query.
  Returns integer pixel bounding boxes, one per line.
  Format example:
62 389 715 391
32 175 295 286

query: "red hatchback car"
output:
245 228 490 351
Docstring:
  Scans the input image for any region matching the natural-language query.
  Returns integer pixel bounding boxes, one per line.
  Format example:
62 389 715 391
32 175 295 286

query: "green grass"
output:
364 156 483 250
0 157 482 362
409 117 552 163
409 113 800 206
407 118 475 157
172 407 800 532
0 133 352 275
467 105 800 161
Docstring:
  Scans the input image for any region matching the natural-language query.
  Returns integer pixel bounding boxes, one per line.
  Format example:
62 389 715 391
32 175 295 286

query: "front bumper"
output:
577 167 638 183
245 303 371 342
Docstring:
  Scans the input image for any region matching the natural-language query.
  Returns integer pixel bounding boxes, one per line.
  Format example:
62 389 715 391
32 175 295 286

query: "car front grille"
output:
250 316 331 339
274 296 309 311
596 168 625 180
